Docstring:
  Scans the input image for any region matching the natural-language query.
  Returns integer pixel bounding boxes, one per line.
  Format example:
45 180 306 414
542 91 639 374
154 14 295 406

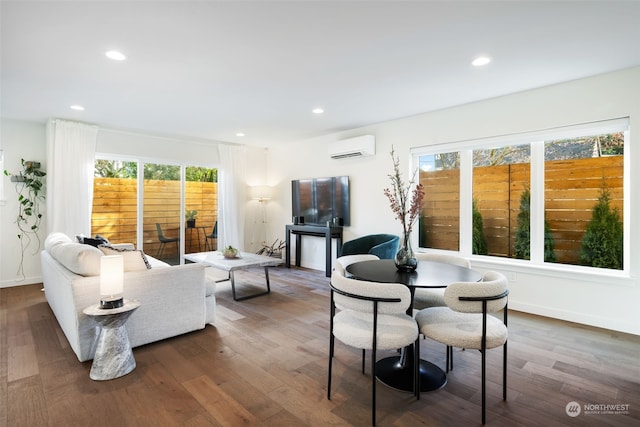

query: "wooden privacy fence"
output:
421 155 623 264
92 178 218 257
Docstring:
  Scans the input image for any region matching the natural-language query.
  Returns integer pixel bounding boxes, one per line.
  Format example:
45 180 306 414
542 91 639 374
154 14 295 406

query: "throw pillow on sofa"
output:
45 232 73 251
49 242 103 276
76 233 110 247
98 244 151 271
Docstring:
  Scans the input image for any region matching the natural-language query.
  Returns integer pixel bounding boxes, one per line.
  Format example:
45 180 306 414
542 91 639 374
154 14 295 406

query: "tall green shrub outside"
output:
514 189 556 262
472 199 488 255
580 186 623 269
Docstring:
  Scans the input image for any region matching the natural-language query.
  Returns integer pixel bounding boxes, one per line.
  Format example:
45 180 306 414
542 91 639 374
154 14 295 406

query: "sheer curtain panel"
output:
217 144 247 250
46 119 98 237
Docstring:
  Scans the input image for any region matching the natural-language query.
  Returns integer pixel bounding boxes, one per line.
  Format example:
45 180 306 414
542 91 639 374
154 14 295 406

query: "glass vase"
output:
395 232 418 271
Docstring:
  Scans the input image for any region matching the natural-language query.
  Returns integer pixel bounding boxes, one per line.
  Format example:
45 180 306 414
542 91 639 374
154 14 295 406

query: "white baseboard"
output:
509 301 640 336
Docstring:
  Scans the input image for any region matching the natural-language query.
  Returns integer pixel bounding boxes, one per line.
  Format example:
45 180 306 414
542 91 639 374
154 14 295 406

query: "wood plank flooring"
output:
1 266 639 426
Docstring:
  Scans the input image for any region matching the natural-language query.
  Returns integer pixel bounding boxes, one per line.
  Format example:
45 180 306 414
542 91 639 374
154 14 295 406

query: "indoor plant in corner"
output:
384 147 424 271
3 159 47 279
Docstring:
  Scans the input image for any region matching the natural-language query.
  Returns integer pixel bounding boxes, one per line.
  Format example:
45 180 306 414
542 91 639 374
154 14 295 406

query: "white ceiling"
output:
2 1 640 147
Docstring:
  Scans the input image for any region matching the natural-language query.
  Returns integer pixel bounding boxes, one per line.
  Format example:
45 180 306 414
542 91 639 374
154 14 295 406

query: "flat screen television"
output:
291 176 350 226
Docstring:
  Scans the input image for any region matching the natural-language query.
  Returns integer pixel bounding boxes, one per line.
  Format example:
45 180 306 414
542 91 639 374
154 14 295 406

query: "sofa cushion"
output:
146 256 171 269
49 242 103 276
98 244 152 271
45 232 73 252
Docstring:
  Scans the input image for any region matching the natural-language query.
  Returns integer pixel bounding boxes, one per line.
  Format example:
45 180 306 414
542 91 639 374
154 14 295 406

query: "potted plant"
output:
222 245 239 259
3 159 46 279
185 209 197 228
256 239 286 258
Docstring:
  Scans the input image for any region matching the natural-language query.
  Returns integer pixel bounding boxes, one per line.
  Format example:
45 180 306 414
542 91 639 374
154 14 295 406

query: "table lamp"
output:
100 255 124 309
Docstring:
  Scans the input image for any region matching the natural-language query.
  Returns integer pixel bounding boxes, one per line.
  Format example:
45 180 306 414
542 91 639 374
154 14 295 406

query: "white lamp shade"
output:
100 255 124 300
250 185 273 201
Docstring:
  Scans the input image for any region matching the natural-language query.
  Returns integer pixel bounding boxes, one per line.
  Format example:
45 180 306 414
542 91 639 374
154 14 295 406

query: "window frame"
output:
94 153 218 263
411 117 630 279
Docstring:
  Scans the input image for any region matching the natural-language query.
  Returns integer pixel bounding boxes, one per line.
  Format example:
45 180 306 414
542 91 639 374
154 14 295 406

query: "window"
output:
472 144 530 258
92 158 217 264
419 152 460 251
414 118 628 272
544 131 624 268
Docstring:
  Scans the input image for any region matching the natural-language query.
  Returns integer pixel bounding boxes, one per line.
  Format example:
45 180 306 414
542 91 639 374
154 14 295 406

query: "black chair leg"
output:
328 293 335 401
503 341 508 400
415 337 420 400
328 333 334 400
362 349 365 374
158 243 165 258
481 349 486 425
445 346 452 373
371 346 376 426
450 346 454 371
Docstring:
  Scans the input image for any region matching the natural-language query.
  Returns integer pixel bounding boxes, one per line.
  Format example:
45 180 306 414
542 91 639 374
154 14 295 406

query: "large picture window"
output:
414 118 628 272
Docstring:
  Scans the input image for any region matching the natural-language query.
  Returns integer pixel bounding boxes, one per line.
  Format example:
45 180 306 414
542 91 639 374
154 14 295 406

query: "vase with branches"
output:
384 146 425 270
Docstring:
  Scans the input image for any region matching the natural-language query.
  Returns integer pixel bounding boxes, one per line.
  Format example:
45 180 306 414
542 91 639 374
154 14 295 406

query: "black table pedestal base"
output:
376 356 447 393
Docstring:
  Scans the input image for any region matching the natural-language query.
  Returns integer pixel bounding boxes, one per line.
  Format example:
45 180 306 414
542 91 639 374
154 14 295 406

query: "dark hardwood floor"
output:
1 266 639 426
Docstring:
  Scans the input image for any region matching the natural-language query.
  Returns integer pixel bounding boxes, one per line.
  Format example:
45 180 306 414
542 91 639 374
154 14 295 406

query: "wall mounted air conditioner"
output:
328 135 375 159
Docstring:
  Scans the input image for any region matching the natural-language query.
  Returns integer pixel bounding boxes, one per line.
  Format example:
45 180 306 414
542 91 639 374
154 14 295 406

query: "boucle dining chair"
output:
415 271 509 424
412 252 471 310
328 271 420 426
334 254 380 277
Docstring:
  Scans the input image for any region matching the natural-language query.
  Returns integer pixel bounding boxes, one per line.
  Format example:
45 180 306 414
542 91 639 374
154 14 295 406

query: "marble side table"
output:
83 300 140 381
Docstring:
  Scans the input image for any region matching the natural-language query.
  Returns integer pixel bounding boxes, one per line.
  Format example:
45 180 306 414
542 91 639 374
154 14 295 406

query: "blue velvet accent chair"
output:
340 234 399 259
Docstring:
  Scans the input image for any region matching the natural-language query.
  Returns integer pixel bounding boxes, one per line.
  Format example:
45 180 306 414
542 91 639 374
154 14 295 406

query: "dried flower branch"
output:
383 147 424 236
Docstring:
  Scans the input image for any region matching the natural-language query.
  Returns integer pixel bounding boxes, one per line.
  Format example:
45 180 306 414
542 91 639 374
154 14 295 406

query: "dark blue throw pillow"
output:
82 235 110 247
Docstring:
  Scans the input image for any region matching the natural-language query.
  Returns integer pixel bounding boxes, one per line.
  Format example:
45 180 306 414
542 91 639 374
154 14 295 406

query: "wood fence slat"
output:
421 155 623 262
91 178 218 254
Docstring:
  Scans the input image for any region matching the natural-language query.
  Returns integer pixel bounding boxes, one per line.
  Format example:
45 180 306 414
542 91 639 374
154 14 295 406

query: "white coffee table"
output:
185 251 283 301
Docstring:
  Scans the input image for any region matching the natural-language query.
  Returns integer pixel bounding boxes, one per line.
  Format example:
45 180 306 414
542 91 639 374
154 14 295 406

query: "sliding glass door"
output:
143 163 181 263
93 158 218 265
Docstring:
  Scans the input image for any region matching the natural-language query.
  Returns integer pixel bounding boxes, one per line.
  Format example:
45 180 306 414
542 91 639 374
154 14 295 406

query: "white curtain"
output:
217 144 247 250
46 119 98 237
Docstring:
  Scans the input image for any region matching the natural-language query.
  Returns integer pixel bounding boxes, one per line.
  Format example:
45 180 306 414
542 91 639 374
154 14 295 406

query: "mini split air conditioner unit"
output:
328 135 375 159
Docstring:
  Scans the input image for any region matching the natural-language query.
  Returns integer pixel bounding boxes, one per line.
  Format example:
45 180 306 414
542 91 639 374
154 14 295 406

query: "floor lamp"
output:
250 185 272 251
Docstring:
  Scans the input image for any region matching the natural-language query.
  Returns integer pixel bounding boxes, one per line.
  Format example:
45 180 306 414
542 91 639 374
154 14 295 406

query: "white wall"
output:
1 119 47 287
266 66 640 335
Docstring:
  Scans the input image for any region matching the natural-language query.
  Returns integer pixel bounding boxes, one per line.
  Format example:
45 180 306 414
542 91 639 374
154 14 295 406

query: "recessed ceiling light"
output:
70 105 85 111
236 132 245 137
105 50 126 61
312 108 324 114
472 56 491 67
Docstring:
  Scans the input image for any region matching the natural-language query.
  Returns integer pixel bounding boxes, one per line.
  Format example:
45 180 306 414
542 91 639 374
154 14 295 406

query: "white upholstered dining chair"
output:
415 271 509 424
412 252 471 310
328 271 419 426
334 254 379 277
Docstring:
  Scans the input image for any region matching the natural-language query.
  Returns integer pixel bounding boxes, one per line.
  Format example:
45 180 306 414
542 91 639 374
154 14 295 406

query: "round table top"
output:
345 259 482 288
83 299 141 316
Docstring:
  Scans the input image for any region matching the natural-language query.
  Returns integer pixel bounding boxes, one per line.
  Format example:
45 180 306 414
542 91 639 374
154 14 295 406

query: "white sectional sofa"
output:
41 232 216 362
